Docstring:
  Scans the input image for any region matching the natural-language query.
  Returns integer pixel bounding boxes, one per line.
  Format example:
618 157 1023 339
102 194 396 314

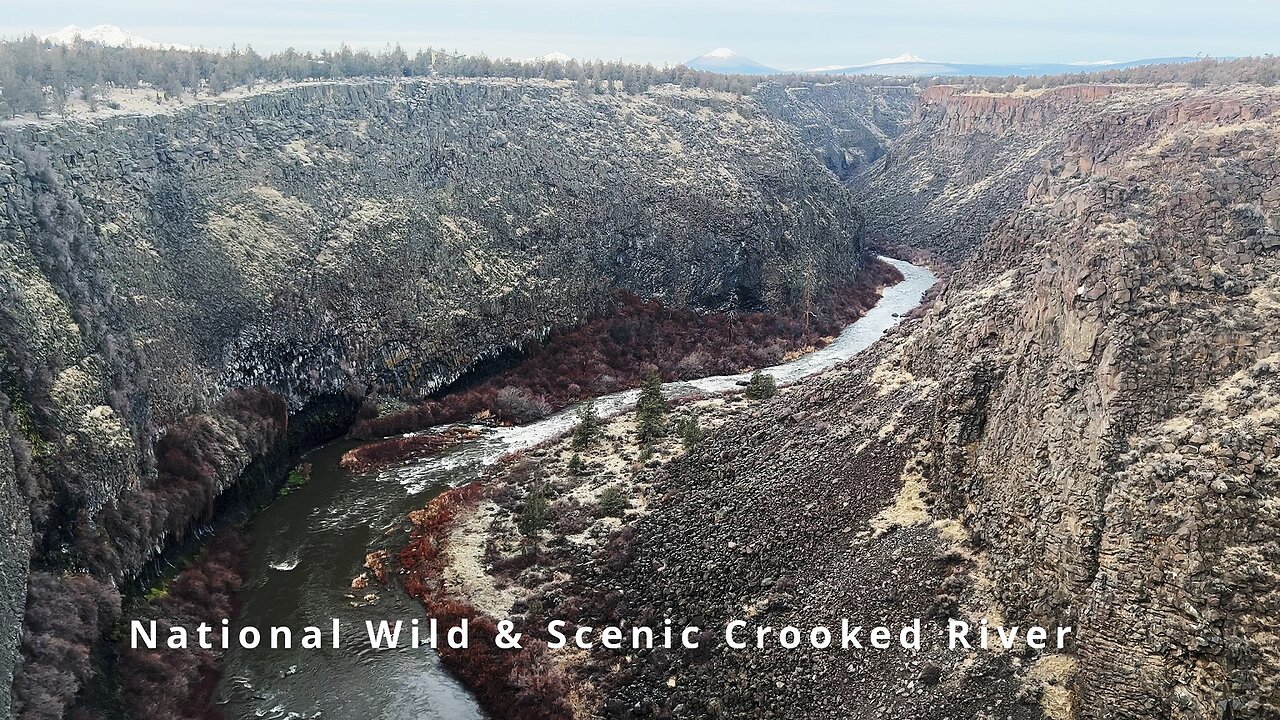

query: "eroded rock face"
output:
755 81 917 180
878 84 1280 717
0 419 28 720
854 85 1140 261
0 78 881 711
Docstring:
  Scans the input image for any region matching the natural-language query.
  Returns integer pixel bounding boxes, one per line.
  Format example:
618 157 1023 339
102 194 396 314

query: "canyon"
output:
2 65 1279 720
399 80 1280 719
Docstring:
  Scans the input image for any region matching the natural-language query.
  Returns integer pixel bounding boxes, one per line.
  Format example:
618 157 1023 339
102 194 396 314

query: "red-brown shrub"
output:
115 530 250 720
72 387 288 579
399 484 574 720
11 573 121 720
354 260 903 438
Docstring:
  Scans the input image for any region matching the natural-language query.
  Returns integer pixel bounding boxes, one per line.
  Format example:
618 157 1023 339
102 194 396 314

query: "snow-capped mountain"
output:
42 24 190 50
684 47 1200 78
866 52 929 66
526 51 572 62
685 48 778 75
822 53 1199 77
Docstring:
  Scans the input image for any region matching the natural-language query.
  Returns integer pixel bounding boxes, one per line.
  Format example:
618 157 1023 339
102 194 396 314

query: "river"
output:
215 257 936 719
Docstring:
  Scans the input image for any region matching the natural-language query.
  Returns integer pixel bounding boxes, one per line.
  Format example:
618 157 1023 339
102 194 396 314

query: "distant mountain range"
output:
528 51 572 62
685 48 1202 77
43 24 190 50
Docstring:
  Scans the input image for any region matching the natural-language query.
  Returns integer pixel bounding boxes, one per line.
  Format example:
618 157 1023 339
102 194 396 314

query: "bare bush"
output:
493 386 553 424
11 573 121 720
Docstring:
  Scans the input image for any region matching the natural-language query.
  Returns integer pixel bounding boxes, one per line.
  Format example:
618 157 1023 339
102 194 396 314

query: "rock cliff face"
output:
0 78 880 715
890 85 1280 718
854 85 1126 261
533 82 1280 719
755 81 916 180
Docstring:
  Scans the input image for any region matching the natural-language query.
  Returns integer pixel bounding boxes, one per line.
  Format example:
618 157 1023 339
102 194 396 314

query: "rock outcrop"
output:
755 81 916 180
0 77 882 715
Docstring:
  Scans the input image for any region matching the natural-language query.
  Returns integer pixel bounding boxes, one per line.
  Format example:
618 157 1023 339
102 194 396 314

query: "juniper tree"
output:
745 370 777 400
517 484 550 543
677 412 704 449
572 398 601 450
597 485 628 517
635 370 667 444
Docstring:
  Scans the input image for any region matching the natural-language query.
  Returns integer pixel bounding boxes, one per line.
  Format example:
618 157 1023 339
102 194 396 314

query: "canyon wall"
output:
755 81 917 180
872 84 1280 716
0 78 882 716
9 72 1275 719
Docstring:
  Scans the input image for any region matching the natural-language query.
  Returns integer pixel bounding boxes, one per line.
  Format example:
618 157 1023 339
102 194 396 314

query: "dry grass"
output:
1027 653 1080 720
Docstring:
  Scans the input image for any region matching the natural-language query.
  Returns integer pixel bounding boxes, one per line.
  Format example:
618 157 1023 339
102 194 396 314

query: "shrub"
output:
677 412 705 448
745 371 777 400
550 498 592 535
10 573 121 720
71 386 288 579
399 484 575 720
116 530 250 720
280 463 312 496
493 386 552 424
339 427 480 472
597 486 628 518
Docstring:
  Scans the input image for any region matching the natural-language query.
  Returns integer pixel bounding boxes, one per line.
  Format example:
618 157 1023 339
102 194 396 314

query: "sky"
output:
1 0 1277 68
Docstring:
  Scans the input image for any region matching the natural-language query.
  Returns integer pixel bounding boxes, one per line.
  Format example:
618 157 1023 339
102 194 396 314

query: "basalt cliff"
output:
435 81 1280 720
0 77 904 718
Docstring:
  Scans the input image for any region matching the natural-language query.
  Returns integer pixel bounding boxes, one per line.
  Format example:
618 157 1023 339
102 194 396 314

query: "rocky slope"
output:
826 84 1280 717
0 77 888 716
447 81 1280 719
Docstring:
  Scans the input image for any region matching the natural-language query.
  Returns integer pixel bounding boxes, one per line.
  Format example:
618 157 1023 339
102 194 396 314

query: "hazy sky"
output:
2 0 1276 68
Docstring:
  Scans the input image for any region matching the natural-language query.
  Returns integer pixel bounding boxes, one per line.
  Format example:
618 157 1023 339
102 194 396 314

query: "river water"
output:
215 257 936 719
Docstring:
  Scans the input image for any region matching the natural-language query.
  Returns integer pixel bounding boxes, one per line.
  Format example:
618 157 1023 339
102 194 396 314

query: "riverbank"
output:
411 337 1060 719
398 393 749 719
391 258 942 718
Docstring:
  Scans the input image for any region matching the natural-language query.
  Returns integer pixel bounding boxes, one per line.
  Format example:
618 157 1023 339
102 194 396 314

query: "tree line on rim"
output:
0 34 907 119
